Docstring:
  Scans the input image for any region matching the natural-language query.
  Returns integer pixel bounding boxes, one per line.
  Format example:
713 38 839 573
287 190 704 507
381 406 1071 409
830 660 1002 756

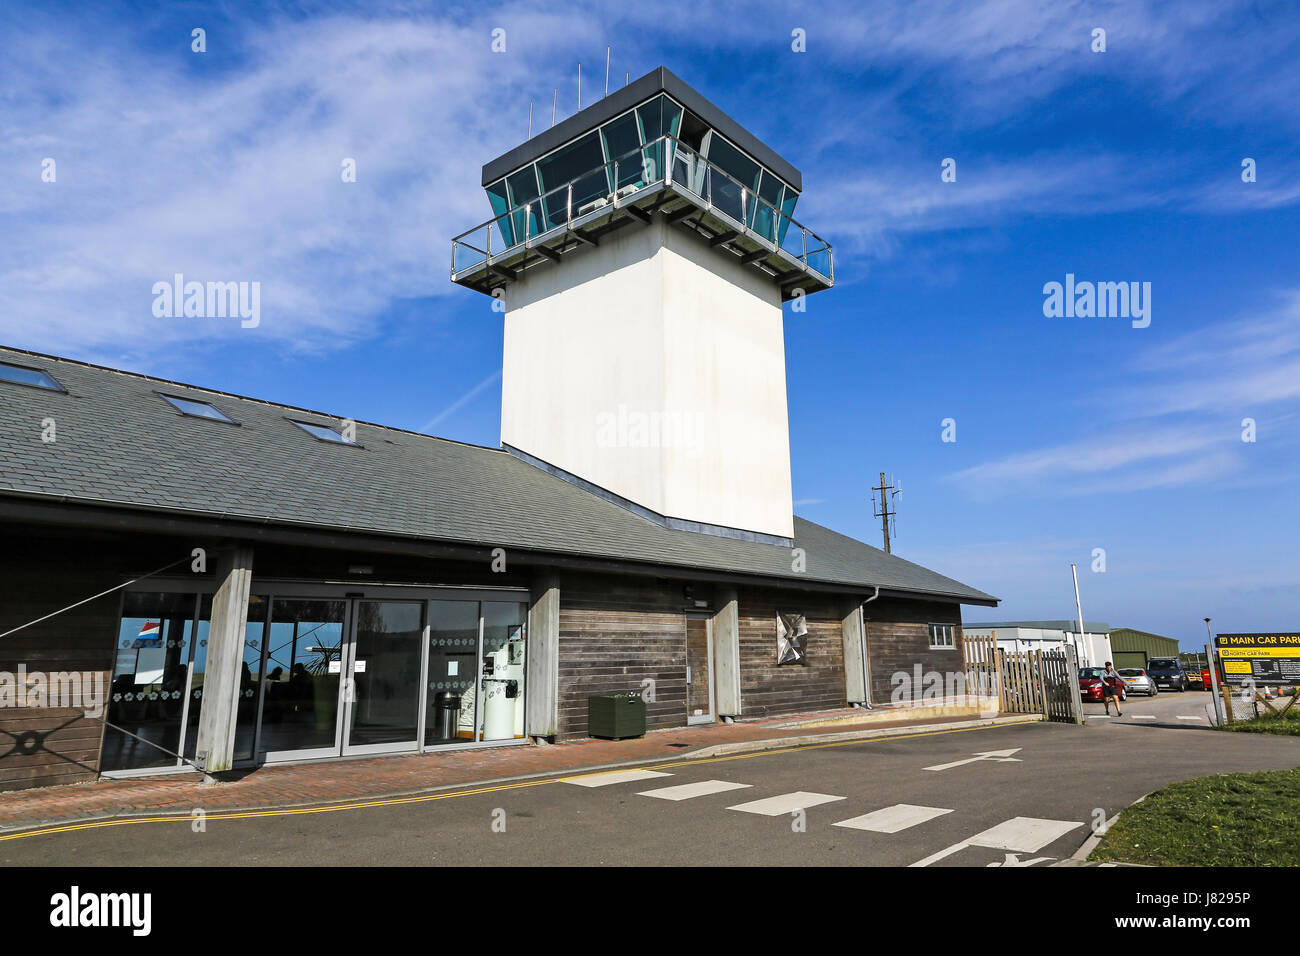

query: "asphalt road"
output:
2 694 1295 867
1080 682 1225 722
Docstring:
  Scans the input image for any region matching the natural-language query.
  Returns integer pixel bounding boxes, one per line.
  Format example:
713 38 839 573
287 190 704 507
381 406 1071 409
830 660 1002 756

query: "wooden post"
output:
525 574 560 740
1064 644 1084 724
1221 684 1235 723
994 644 1005 712
712 589 742 718
1034 649 1047 716
841 602 868 705
194 545 254 775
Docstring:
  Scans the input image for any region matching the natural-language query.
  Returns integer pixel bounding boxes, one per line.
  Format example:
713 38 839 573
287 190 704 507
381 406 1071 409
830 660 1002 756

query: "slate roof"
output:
0 346 997 605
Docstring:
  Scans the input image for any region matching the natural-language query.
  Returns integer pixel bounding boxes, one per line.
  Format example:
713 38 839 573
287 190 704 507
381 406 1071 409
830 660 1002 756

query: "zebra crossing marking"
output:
562 769 673 788
833 804 953 833
637 780 752 801
910 816 1083 867
727 791 846 816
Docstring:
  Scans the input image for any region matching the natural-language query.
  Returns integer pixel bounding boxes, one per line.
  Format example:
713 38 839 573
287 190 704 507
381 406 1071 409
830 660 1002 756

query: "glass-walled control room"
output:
101 582 528 775
484 93 801 248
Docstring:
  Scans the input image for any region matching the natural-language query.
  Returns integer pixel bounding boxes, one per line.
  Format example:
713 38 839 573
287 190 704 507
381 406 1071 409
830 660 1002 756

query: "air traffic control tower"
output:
451 67 833 546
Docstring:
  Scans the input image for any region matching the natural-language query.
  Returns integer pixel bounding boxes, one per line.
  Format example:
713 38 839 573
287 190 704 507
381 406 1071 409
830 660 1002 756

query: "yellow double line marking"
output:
0 723 1003 842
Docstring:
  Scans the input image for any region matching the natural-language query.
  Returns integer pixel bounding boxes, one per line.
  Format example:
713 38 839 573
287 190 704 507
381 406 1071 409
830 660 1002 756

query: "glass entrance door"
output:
259 598 347 760
342 601 425 754
249 592 526 763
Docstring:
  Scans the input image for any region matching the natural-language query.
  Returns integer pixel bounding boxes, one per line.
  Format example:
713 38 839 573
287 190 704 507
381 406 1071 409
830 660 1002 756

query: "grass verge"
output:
1089 768 1300 866
1220 708 1300 736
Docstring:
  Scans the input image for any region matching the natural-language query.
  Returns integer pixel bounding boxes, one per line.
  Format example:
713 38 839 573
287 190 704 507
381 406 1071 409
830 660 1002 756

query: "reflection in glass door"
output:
344 601 424 752
183 594 269 763
102 592 197 772
258 599 346 759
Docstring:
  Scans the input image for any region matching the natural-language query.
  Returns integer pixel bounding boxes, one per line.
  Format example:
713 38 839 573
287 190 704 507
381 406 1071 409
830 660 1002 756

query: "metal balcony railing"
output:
451 134 833 287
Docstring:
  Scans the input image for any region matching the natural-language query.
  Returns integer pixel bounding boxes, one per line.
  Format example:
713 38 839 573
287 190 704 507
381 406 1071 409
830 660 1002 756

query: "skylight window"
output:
160 393 236 423
292 420 356 444
0 361 64 391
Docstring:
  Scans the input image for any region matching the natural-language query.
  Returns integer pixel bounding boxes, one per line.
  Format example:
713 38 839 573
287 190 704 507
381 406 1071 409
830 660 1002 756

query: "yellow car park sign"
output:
1216 633 1300 685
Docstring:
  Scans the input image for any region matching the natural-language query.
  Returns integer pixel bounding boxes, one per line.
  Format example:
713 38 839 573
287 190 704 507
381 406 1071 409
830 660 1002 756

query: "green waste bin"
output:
588 693 646 740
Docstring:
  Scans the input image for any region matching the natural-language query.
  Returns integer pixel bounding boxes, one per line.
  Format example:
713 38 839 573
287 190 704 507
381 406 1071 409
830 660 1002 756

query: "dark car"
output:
1146 657 1189 692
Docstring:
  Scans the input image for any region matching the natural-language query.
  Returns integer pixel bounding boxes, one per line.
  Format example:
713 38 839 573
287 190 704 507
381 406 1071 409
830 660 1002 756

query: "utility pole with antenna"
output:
605 47 610 97
551 88 557 127
527 101 533 139
578 62 582 110
871 472 899 554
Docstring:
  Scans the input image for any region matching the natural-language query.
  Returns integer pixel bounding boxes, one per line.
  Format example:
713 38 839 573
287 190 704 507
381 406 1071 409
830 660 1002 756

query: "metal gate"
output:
964 635 1083 724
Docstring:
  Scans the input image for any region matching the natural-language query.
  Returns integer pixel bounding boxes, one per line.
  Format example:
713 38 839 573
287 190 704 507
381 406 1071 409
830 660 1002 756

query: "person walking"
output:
1101 661 1125 717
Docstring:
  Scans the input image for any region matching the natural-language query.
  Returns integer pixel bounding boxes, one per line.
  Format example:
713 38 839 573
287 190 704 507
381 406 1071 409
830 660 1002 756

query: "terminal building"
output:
0 67 996 792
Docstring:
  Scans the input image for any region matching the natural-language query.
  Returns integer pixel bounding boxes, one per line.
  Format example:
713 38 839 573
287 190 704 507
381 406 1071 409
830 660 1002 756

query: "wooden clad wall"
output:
863 598 964 706
0 537 122 791
736 589 847 718
555 574 690 740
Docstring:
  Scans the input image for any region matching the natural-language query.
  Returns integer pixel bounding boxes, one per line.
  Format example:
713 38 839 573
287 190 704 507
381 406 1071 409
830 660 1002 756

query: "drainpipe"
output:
858 586 880 709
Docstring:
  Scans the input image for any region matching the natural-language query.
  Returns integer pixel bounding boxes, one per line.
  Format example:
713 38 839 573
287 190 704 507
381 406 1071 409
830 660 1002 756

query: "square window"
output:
291 420 356 444
929 624 955 649
0 361 64 391
160 393 236 423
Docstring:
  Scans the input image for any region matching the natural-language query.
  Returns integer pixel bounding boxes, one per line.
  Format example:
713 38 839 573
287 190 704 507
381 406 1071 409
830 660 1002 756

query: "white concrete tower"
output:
451 67 833 545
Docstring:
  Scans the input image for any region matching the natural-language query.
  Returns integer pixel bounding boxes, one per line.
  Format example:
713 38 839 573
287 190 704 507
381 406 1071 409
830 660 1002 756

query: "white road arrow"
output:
986 853 1054 867
923 748 1022 772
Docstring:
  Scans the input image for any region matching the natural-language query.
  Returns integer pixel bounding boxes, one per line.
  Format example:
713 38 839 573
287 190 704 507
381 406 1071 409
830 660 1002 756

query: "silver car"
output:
1119 667 1158 696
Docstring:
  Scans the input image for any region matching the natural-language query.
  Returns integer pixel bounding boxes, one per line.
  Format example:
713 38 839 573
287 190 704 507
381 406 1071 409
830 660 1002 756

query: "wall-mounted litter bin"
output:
588 693 646 740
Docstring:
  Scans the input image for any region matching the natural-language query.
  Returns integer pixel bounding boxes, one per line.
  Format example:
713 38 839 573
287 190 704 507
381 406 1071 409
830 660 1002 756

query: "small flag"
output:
132 621 162 648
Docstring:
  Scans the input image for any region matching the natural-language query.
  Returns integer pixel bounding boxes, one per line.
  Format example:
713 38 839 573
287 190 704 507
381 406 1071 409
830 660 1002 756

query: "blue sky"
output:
2 1 1298 649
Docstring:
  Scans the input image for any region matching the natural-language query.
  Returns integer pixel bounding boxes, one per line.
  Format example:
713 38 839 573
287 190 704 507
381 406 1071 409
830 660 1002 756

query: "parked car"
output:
1146 657 1189 692
1118 667 1158 697
1079 667 1127 702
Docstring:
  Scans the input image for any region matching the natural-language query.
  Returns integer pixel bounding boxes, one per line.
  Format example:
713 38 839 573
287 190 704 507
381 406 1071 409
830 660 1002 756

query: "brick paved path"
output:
0 709 1001 831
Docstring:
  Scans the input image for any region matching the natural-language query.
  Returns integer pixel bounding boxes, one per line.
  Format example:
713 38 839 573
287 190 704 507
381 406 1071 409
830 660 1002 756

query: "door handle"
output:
686 666 692 684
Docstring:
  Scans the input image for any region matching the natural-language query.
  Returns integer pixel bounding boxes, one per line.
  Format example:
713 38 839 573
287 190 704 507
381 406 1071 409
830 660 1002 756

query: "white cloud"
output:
945 290 1300 497
1119 292 1300 416
0 11 596 359
2 1 1297 364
